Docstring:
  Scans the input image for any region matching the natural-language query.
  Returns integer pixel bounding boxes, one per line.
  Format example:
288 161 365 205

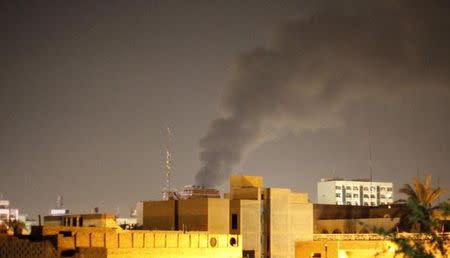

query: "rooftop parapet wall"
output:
41 226 240 251
230 175 263 188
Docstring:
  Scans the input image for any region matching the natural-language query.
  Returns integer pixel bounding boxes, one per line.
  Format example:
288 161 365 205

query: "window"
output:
231 214 238 230
346 186 351 190
380 195 386 199
371 202 376 206
335 186 341 190
363 187 369 191
370 186 375 191
336 193 341 198
370 194 376 198
346 193 352 198
353 186 359 191
387 187 393 192
346 202 352 205
353 194 358 198
363 202 369 206
380 187 386 191
381 202 386 205
79 217 83 227
363 194 369 198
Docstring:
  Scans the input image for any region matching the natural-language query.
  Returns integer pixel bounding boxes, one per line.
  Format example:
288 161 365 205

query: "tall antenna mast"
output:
368 127 374 205
163 127 173 200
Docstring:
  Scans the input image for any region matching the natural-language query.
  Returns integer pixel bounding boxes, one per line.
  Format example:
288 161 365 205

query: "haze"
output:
1 1 449 217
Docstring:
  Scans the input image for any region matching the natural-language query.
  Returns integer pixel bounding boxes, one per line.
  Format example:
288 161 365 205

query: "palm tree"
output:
372 175 449 257
399 175 447 208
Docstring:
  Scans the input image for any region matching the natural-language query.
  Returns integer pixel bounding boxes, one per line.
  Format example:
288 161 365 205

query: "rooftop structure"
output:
0 199 19 226
317 178 394 206
44 213 118 228
179 185 221 199
137 174 313 258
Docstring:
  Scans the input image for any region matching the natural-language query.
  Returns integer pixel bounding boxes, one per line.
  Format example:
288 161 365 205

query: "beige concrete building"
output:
44 213 118 228
137 175 313 258
139 198 230 233
228 175 313 258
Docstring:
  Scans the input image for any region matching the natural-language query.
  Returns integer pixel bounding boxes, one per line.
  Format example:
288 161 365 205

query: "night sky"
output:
1 1 449 218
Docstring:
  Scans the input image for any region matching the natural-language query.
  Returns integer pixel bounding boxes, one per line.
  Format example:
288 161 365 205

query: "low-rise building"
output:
44 213 118 228
138 175 313 258
0 199 19 225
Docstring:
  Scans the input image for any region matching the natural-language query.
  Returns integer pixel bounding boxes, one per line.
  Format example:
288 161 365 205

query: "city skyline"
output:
1 1 450 217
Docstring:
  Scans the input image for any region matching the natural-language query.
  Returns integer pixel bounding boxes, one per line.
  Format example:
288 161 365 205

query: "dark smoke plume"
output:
196 0 450 187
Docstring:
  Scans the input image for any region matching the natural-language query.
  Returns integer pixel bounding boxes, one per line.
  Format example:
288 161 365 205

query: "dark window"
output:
79 217 83 227
231 214 238 230
243 250 255 258
72 217 77 226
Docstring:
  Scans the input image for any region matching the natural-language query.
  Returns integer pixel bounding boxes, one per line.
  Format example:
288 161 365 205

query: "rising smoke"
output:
196 0 450 187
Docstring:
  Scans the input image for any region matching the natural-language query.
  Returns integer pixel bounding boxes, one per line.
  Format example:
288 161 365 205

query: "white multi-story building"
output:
317 178 394 206
0 199 19 225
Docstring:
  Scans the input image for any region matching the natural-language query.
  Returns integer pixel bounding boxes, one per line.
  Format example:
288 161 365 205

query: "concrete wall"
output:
230 199 262 258
207 198 230 234
296 240 397 258
268 188 314 258
142 200 176 230
269 188 292 258
40 226 241 258
317 181 336 205
44 214 117 228
178 199 208 232
315 218 400 234
141 199 229 233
